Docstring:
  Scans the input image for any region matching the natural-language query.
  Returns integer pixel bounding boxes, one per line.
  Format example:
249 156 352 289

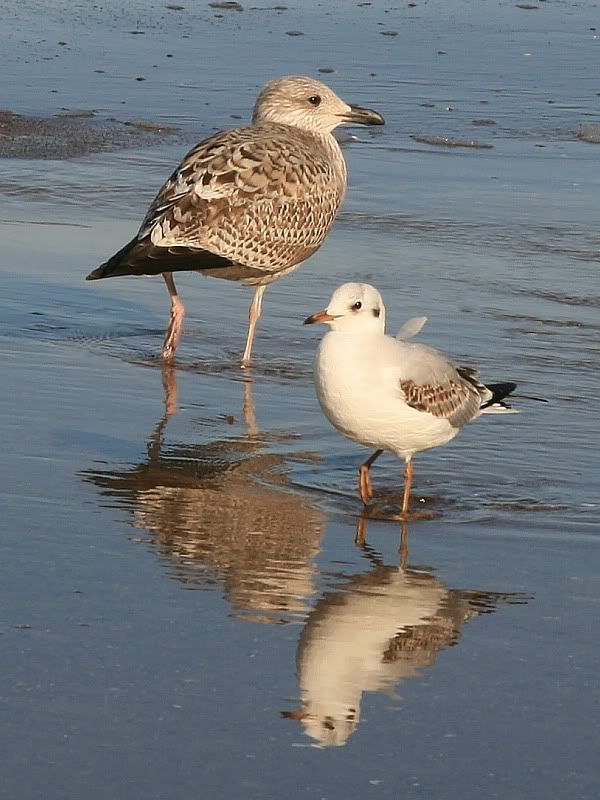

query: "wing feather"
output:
137 123 345 271
400 378 482 428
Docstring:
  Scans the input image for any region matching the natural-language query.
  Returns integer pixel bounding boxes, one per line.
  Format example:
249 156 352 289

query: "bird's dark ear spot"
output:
372 308 381 318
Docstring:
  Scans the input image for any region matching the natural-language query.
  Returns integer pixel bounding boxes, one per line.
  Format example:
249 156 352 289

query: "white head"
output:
252 76 384 135
282 703 360 748
304 282 386 335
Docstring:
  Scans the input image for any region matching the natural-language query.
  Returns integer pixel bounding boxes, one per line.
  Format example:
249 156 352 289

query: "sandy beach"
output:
1 1 599 798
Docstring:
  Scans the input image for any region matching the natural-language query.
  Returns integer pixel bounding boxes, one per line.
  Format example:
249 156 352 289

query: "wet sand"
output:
0 109 181 159
1 1 600 799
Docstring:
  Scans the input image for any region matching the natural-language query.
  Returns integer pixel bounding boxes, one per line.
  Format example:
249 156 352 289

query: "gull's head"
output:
304 283 386 334
282 704 359 749
252 76 384 135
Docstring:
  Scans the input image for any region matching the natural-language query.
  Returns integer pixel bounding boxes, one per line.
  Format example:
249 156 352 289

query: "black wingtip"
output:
484 382 518 408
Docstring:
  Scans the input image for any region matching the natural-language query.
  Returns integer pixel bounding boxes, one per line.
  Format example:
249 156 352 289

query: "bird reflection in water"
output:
82 363 325 624
283 514 529 747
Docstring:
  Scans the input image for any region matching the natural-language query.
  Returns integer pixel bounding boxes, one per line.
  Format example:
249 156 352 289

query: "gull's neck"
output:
328 324 386 340
316 130 347 185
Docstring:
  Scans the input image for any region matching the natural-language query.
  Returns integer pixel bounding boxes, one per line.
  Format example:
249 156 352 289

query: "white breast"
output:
314 332 458 459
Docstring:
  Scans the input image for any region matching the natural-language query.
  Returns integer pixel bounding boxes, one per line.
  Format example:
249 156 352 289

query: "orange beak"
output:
303 309 335 325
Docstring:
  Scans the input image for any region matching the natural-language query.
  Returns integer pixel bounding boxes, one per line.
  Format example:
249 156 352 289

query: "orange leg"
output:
358 449 384 504
161 272 185 360
401 458 414 516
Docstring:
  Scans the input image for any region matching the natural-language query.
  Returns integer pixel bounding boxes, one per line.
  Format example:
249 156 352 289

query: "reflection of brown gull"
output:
83 371 325 624
285 520 528 746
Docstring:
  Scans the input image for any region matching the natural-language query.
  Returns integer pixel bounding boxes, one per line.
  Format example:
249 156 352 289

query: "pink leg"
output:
161 272 185 360
241 285 266 368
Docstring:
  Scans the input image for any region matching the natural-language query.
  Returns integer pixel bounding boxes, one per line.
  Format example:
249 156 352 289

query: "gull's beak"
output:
280 709 308 721
341 105 385 126
303 309 335 325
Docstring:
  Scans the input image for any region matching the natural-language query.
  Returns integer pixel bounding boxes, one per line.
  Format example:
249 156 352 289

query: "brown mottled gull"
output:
86 76 384 365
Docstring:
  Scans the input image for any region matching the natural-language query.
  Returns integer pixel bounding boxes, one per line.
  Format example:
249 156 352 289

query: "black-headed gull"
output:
304 283 518 516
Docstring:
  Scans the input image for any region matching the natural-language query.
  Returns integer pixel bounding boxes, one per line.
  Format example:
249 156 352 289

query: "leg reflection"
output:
355 512 409 566
243 376 259 437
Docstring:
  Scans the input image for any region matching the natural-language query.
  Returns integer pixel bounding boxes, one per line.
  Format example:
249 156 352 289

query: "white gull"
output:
304 283 519 516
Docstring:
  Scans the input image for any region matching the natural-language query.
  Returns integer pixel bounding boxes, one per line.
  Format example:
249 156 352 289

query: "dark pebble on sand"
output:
208 1 243 9
55 109 96 118
412 134 494 149
124 119 179 132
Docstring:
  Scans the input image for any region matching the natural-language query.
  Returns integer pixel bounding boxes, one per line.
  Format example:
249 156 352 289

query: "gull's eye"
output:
352 301 362 310
308 95 322 107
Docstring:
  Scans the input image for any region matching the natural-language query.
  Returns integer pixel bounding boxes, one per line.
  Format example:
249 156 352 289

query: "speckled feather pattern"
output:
132 122 346 281
400 369 485 430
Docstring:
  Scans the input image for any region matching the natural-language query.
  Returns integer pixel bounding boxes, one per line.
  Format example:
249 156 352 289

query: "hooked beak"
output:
341 104 385 126
303 309 335 325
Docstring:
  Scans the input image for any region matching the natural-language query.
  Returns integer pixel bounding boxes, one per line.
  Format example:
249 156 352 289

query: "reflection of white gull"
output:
305 283 520 515
286 535 522 747
86 76 383 366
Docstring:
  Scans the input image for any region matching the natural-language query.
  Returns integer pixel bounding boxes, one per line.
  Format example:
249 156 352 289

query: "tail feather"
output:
86 237 236 281
86 238 140 280
481 381 518 413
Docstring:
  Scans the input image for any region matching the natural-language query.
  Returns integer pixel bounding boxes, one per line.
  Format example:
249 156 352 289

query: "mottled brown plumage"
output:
86 76 384 364
400 374 482 429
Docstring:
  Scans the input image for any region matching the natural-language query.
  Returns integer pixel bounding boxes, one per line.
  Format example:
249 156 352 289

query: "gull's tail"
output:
86 238 140 280
480 382 519 414
86 237 239 281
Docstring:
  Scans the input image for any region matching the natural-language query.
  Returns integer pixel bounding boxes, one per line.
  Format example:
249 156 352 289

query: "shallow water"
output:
1 1 599 798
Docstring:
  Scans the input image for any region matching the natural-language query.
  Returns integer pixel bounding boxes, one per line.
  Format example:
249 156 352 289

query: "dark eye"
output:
308 95 322 107
352 301 362 310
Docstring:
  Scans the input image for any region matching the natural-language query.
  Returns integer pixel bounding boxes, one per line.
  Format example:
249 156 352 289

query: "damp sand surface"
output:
1 1 600 799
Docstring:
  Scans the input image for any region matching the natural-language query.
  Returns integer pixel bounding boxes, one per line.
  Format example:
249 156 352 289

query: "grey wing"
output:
397 342 484 428
138 126 344 271
396 316 428 341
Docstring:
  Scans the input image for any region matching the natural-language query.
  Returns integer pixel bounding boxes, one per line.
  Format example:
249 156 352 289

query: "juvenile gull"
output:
304 283 519 516
86 76 384 365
